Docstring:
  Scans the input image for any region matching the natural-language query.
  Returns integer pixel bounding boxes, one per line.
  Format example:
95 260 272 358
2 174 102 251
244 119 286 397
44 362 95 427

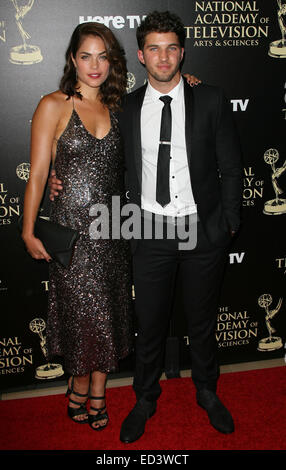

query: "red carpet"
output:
0 366 285 451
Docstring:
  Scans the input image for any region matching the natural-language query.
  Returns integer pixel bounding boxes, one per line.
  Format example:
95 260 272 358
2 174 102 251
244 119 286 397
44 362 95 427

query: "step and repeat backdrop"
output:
0 0 285 391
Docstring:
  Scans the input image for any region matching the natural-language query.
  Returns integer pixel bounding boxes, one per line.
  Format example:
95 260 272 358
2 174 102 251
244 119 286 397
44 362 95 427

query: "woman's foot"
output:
88 396 109 430
88 371 108 430
66 375 89 423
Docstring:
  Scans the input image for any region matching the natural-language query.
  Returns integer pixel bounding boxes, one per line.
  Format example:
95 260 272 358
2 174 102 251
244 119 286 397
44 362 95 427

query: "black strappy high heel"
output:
66 376 89 424
88 395 109 431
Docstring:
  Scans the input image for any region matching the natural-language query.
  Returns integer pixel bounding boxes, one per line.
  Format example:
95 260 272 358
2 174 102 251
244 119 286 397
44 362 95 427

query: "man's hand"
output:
183 74 201 87
48 168 63 201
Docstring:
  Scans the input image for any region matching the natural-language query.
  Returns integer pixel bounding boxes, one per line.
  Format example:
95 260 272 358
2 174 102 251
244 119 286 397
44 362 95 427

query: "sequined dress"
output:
46 105 134 376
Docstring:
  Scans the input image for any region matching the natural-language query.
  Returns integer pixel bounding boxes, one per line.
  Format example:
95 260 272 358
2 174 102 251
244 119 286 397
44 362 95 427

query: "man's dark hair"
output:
136 11 186 50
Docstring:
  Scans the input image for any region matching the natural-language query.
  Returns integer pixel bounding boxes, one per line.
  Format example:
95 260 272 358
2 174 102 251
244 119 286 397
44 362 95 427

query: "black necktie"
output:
156 95 172 207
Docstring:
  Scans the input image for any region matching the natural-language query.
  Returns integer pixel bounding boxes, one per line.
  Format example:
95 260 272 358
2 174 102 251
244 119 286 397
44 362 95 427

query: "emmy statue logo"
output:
16 162 30 182
126 72 136 93
269 0 286 58
263 149 286 215
257 294 283 352
29 318 64 380
9 0 43 65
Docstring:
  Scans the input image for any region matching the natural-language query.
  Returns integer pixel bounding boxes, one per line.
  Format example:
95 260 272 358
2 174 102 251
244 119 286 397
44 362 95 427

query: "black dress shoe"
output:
196 389 234 434
120 398 156 443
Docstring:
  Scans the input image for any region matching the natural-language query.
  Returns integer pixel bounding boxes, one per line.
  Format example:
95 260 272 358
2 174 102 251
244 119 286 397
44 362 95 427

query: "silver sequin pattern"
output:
46 107 134 375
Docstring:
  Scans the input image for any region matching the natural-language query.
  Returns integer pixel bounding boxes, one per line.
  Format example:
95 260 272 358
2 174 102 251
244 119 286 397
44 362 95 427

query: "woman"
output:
22 22 134 430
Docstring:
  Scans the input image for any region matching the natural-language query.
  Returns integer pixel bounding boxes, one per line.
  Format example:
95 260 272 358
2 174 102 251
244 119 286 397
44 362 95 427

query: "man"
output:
50 11 242 443
118 11 242 443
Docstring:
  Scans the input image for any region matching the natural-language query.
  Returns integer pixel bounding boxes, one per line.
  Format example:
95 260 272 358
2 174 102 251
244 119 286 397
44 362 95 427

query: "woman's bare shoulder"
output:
33 91 71 120
36 90 70 110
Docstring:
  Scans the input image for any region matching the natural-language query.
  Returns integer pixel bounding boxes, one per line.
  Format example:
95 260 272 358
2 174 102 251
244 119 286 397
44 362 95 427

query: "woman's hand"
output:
22 234 52 263
183 74 201 87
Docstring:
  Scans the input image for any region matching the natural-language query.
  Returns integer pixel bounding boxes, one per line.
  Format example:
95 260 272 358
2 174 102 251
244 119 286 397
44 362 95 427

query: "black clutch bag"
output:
19 215 79 268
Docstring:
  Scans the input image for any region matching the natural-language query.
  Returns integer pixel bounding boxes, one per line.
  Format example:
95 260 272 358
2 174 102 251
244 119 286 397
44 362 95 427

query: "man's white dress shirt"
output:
140 77 197 218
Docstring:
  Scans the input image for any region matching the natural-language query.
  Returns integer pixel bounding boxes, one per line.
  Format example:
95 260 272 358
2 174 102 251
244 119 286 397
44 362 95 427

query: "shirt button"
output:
172 176 175 179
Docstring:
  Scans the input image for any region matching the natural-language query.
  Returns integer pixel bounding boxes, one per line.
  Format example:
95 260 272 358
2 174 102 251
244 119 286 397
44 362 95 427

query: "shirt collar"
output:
146 75 183 103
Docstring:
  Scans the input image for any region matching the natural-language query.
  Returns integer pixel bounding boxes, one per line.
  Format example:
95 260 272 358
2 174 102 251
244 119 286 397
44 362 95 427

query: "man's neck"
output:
147 72 182 94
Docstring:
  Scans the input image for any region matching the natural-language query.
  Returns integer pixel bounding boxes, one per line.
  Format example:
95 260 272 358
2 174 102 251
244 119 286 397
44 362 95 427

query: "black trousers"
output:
132 220 229 402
